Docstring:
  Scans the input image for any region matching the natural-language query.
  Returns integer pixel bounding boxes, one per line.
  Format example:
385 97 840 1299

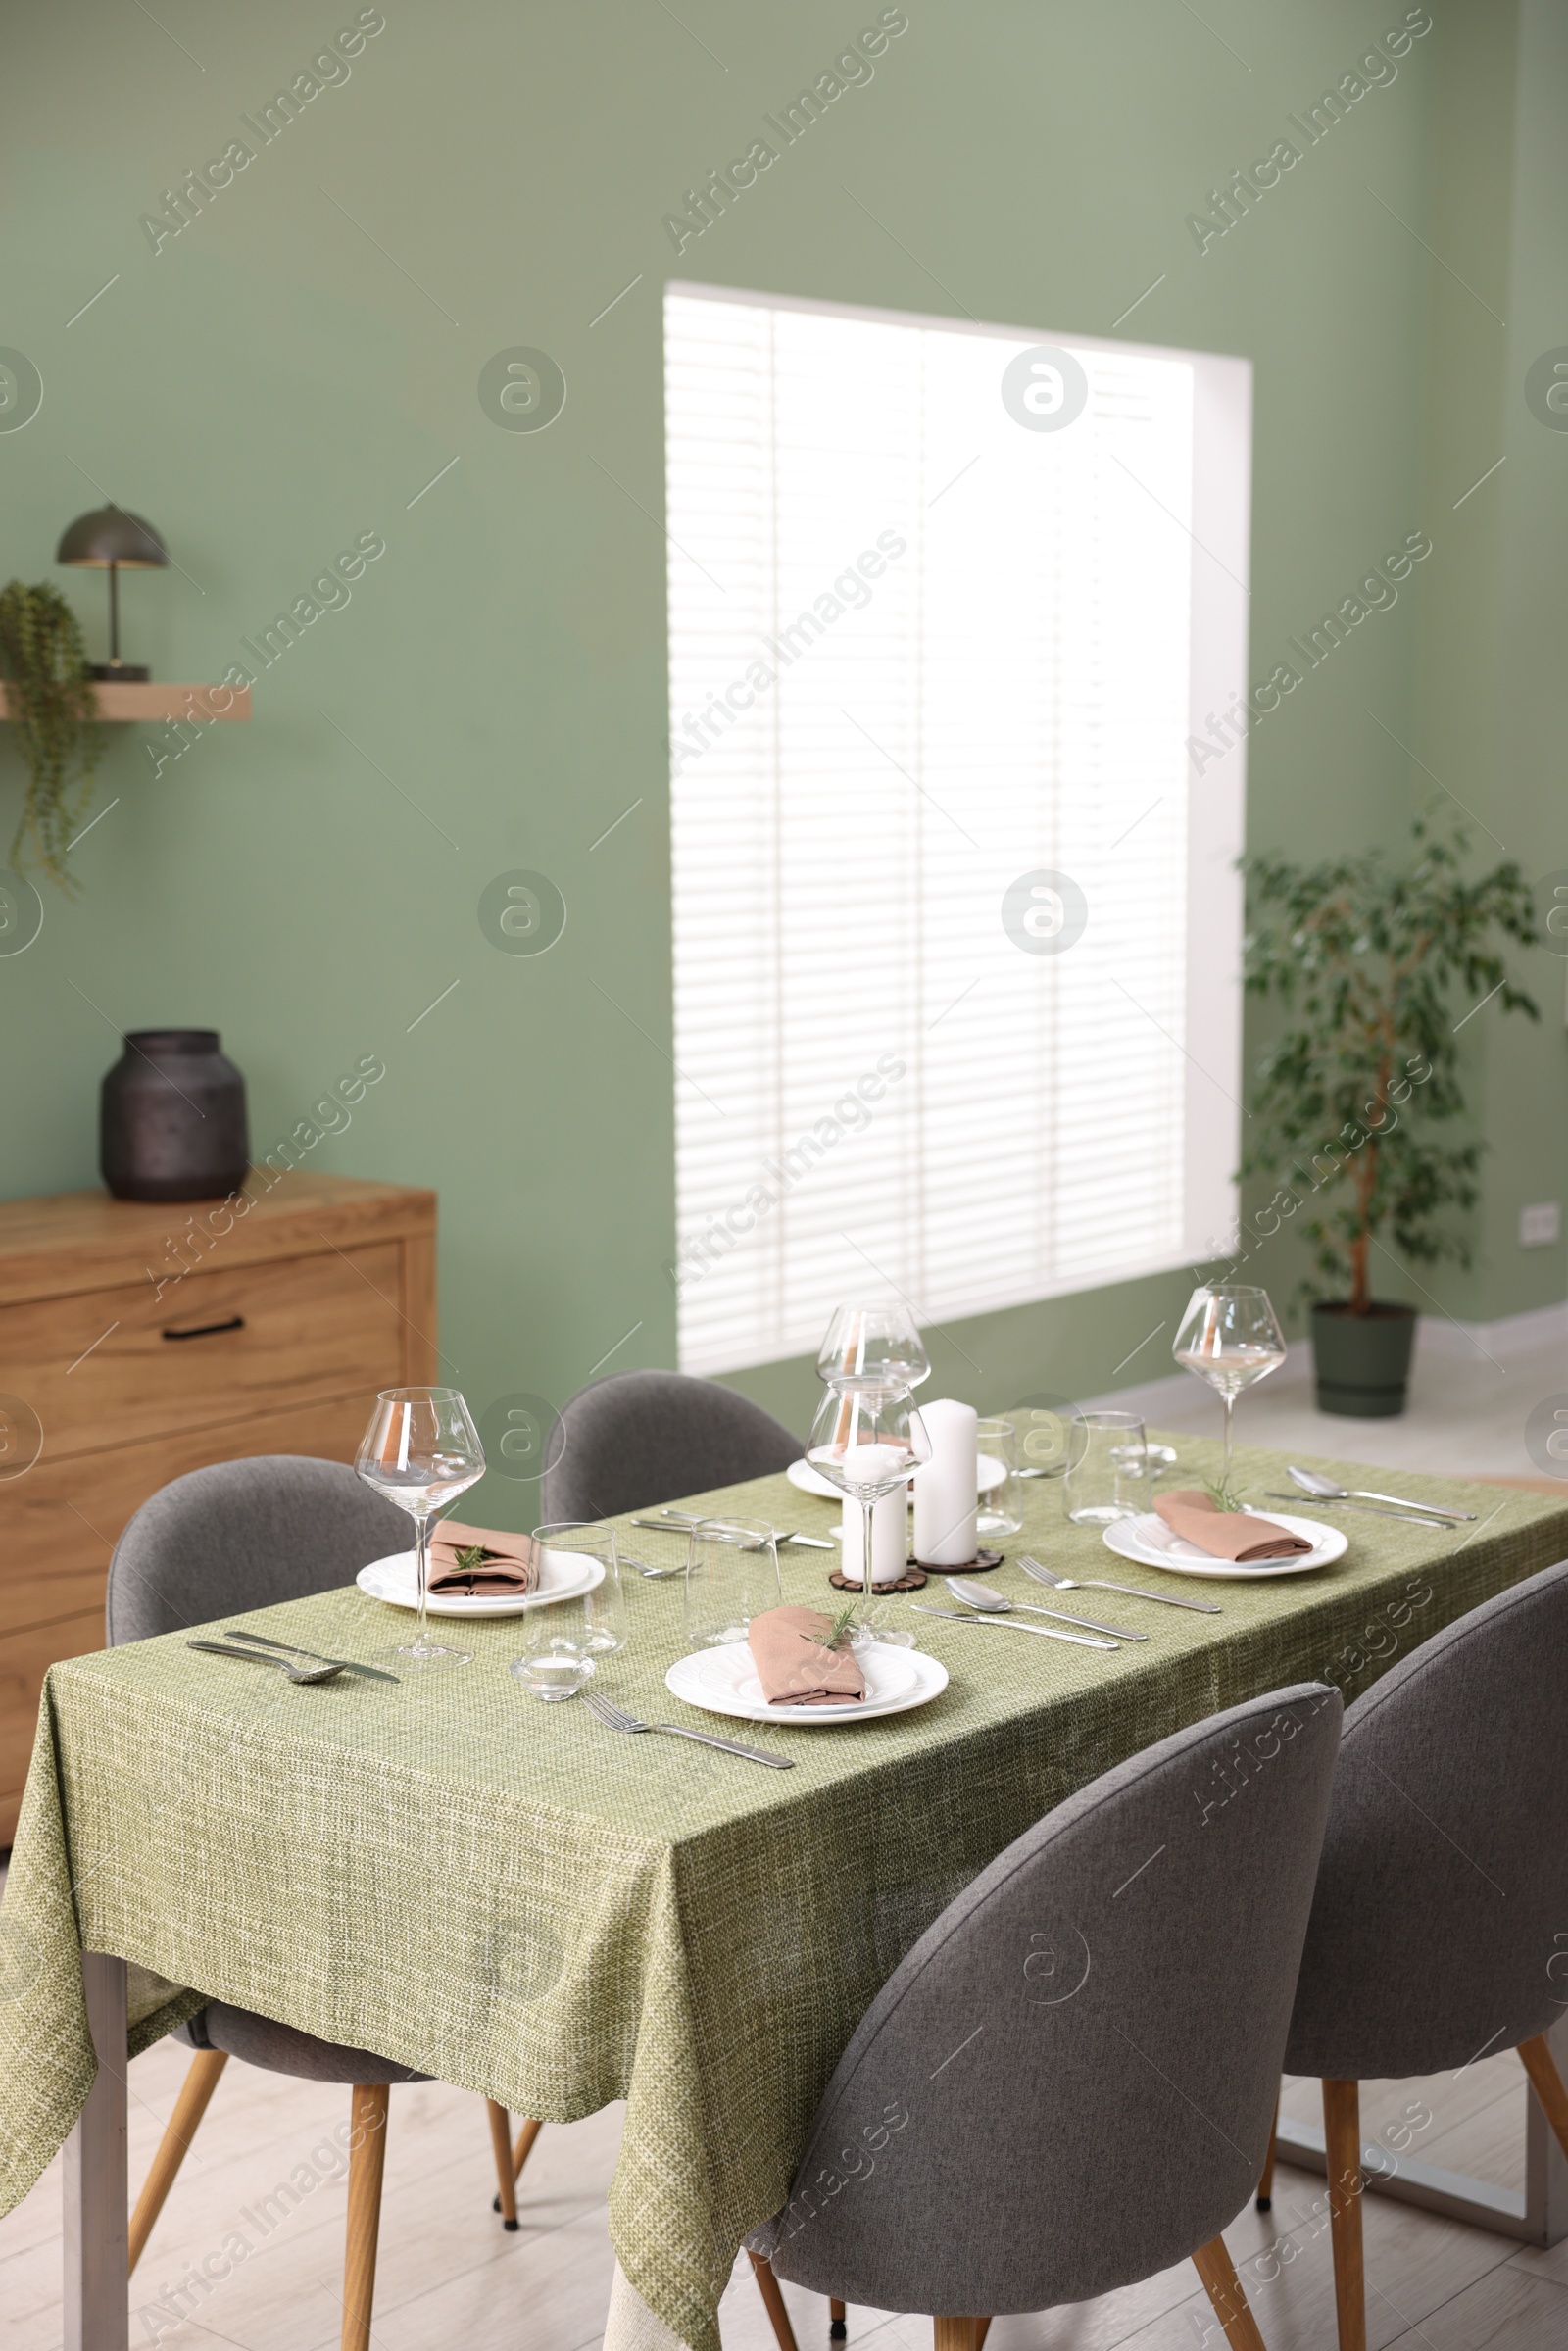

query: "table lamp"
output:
56 506 169 681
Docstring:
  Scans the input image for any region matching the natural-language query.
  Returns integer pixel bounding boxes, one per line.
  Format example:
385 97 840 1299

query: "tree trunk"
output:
1348 1128 1380 1312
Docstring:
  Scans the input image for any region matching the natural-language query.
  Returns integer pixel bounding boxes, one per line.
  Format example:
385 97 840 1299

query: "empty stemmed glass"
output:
1172 1285 1288 1495
816 1302 931 1390
355 1387 485 1667
806 1380 931 1638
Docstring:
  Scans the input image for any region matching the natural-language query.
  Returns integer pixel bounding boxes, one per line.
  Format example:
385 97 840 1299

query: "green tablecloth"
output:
2 1433 1565 2351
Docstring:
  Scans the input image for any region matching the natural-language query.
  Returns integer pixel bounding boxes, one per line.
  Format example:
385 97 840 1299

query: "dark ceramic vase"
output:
100 1029 250 1202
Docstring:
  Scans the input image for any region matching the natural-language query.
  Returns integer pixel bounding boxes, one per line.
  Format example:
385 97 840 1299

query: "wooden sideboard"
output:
0 1172 435 1844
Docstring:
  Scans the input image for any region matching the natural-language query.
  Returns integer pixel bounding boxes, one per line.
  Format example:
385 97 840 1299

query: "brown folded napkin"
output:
746 1604 866 1707
1153 1491 1313 1564
426 1520 541 1595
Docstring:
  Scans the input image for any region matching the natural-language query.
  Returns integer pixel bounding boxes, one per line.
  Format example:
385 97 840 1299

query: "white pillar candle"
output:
912 1397 978 1566
842 1490 906 1586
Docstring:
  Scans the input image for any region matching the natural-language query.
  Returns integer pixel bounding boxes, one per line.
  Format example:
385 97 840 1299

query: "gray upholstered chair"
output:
108 1457 540 2351
541 1368 799 1523
749 1682 1345 2351
1276 1558 1568 2351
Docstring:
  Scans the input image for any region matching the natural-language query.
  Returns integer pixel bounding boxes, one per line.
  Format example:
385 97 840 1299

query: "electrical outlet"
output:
1520 1202 1561 1249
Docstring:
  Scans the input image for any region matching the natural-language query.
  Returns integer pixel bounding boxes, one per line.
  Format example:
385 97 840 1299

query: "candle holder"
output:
907 1547 1004 1575
829 1564 928 1594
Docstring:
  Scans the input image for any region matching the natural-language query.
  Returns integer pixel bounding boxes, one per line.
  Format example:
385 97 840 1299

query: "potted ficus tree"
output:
1239 817 1539 1417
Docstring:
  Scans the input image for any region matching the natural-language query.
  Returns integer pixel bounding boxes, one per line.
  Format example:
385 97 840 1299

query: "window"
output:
664 282 1250 1377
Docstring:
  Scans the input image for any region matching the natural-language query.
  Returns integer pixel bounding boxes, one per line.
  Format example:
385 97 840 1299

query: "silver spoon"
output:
1287 1465 1474 1522
187 1640 345 1684
942 1578 1146 1641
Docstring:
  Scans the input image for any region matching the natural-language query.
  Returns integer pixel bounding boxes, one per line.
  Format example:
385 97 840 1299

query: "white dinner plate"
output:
664 1639 948 1725
356 1546 605 1619
1102 1511 1347 1581
786 1455 1007 1501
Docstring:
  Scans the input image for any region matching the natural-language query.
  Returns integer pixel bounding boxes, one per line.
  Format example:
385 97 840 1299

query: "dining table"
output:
3 1426 1568 2351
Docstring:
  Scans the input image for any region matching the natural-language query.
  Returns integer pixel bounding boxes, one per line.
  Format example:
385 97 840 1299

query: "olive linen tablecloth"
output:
2 1433 1566 2351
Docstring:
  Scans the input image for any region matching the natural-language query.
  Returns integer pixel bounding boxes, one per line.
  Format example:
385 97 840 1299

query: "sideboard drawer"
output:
0 1389 377 1641
0 1243 405 1461
1 1610 103 1826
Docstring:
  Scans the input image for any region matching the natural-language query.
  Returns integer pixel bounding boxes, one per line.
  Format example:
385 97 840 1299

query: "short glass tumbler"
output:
975 1418 1023 1537
683 1519 782 1647
531 1522 628 1654
1063 1410 1148 1525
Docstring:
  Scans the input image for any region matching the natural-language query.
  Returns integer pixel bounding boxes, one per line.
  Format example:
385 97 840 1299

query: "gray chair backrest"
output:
1286 1556 1568 2082
540 1368 799 1522
763 1683 1343 2317
107 1455 410 1644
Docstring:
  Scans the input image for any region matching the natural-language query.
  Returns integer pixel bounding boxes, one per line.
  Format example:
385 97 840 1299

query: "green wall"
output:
1 0 1557 1521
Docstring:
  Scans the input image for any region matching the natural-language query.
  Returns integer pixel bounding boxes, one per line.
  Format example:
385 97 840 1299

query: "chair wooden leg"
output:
748 2250 801 2351
488 2114 545 2215
512 2113 545 2181
127 2049 228 2276
1322 2079 1366 2351
1519 2035 1568 2161
341 2084 390 2351
932 2323 982 2351
486 2099 519 2229
1255 2088 1280 2212
1191 2237 1266 2351
829 2297 848 2340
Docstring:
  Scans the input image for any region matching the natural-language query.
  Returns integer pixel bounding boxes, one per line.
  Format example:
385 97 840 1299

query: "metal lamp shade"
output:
56 507 169 679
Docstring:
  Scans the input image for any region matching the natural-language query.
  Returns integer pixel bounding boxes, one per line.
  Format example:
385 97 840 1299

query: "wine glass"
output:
355 1387 485 1668
1172 1286 1288 1494
805 1380 931 1637
816 1302 931 1390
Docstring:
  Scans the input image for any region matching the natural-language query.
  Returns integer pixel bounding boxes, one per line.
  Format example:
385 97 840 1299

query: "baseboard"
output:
1415 1298 1568 1360
1080 1341 1312 1420
1084 1299 1566 1415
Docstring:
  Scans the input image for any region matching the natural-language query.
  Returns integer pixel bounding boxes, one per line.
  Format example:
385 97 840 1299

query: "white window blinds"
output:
664 282 1250 1377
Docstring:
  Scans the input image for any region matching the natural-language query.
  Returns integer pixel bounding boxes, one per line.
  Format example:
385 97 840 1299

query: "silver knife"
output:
222 1628 402 1684
1257 1494 1451 1531
913 1606 1118 1652
638 1514 837 1551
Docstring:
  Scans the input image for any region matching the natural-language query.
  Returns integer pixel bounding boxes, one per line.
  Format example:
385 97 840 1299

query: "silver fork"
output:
1018 1553 1222 1615
579 1685 795 1768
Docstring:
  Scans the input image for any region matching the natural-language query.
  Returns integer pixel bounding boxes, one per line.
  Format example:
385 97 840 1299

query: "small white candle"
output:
912 1397 978 1566
842 1490 906 1585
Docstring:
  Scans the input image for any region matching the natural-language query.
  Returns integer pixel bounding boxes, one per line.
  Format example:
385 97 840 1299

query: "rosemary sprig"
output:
801 1604 858 1654
1200 1479 1248 1514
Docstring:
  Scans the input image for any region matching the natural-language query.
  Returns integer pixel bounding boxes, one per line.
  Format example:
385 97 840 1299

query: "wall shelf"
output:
0 682 252 722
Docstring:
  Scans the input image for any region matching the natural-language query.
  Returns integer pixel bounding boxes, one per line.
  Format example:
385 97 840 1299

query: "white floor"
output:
1095 1306 1568 1486
2 2032 1567 2351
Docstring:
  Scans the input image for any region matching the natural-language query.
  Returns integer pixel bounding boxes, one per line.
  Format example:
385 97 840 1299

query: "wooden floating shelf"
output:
0 682 251 722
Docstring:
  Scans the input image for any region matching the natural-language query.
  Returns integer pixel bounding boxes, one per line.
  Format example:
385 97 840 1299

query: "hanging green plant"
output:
0 579 103 890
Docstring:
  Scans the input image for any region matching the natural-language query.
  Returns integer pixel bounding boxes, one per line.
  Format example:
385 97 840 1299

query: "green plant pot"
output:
1310 1301 1418 1418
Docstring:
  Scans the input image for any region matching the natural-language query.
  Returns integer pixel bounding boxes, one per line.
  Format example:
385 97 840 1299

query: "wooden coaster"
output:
829 1566 928 1594
908 1548 1004 1575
